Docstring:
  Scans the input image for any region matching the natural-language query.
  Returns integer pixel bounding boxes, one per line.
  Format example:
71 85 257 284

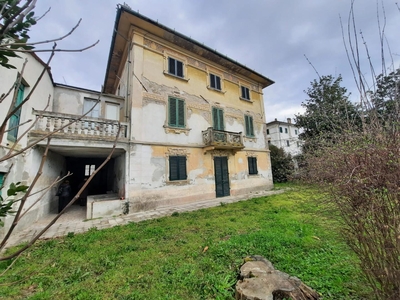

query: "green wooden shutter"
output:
177 60 183 77
210 74 215 88
169 156 187 181
8 84 25 141
169 98 185 128
178 156 187 180
245 115 254 137
212 107 224 130
216 76 221 90
218 108 224 130
169 156 178 180
168 57 175 75
248 157 258 174
177 99 185 127
169 98 177 126
0 173 4 197
249 116 254 136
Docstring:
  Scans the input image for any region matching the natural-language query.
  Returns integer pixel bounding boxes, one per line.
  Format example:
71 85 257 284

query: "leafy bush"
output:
269 144 294 183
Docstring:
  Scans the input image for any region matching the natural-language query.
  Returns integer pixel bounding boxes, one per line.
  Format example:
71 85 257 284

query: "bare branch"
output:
0 44 55 142
34 6 50 22
0 91 101 163
0 58 28 104
0 0 36 38
303 54 321 79
17 172 72 221
6 95 50 155
1 18 82 47
0 125 121 260
7 40 100 53
0 137 51 251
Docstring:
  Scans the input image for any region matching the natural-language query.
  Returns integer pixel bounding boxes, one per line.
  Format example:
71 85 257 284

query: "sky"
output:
27 0 400 123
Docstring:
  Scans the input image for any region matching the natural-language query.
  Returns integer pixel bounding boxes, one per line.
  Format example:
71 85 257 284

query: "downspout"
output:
125 40 132 207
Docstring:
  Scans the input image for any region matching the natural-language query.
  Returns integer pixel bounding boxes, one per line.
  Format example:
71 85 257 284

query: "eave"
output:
103 4 274 94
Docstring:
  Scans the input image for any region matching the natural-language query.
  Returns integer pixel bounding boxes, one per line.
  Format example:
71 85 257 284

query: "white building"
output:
266 118 302 156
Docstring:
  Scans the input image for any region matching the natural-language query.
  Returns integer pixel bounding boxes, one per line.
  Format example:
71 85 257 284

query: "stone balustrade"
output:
202 127 244 149
32 110 128 139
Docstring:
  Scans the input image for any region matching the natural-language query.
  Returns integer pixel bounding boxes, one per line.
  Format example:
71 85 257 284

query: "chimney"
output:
287 118 291 124
274 118 277 121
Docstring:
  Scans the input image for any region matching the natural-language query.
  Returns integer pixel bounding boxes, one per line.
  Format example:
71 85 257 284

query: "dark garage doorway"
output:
65 157 115 197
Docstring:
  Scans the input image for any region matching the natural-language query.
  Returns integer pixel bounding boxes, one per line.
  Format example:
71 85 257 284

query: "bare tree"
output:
299 1 400 298
0 0 120 262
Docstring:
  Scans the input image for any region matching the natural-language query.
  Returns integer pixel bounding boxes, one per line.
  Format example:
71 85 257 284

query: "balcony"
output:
202 127 244 152
30 110 128 141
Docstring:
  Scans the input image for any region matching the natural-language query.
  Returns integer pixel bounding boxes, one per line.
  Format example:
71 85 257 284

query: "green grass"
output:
0 184 369 299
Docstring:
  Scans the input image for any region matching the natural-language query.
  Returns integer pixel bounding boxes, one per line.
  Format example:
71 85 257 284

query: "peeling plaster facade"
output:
0 5 275 239
105 5 275 212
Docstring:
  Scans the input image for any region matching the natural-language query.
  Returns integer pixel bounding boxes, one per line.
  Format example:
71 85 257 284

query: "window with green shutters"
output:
8 83 25 141
245 115 254 137
248 157 258 175
168 97 185 128
169 156 187 181
212 107 224 131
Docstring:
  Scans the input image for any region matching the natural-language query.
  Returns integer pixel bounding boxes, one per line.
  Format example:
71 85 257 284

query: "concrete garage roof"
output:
103 4 274 94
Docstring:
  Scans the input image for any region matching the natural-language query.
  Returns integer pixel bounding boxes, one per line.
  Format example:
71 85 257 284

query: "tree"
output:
299 2 400 298
295 75 361 146
269 144 294 183
0 1 119 262
369 68 400 124
0 0 36 69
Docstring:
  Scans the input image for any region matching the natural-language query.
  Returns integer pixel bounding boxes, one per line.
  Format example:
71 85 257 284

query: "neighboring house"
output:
266 118 302 156
0 4 275 239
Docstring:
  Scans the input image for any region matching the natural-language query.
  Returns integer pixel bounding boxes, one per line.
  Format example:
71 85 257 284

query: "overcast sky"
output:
28 0 400 123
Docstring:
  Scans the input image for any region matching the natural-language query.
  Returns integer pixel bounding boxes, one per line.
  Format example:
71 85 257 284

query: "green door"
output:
214 156 230 197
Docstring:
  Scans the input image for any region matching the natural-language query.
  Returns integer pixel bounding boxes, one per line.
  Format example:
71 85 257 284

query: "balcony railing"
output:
32 110 128 139
202 127 244 150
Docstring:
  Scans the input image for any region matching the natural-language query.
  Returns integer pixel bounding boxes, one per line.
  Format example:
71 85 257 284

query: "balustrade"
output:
33 110 128 139
202 127 244 149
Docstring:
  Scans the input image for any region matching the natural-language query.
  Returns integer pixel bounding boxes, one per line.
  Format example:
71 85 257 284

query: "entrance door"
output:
214 156 230 197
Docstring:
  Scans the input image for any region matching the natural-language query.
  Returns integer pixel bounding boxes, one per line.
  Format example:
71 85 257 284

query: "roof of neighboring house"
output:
54 83 124 99
103 4 274 94
28 51 55 84
266 118 299 127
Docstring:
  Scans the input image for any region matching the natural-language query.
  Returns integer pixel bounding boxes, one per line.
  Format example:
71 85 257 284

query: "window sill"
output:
163 125 191 136
163 71 190 82
239 97 253 103
166 179 189 185
207 86 226 94
248 173 260 177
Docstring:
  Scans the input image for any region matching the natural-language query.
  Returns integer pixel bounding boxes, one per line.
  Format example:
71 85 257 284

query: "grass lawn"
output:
0 184 369 299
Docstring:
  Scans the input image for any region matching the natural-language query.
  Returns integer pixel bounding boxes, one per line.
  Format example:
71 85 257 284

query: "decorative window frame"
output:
165 148 190 184
163 54 189 82
210 149 232 158
246 151 259 176
239 85 252 102
207 72 226 94
163 96 191 135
